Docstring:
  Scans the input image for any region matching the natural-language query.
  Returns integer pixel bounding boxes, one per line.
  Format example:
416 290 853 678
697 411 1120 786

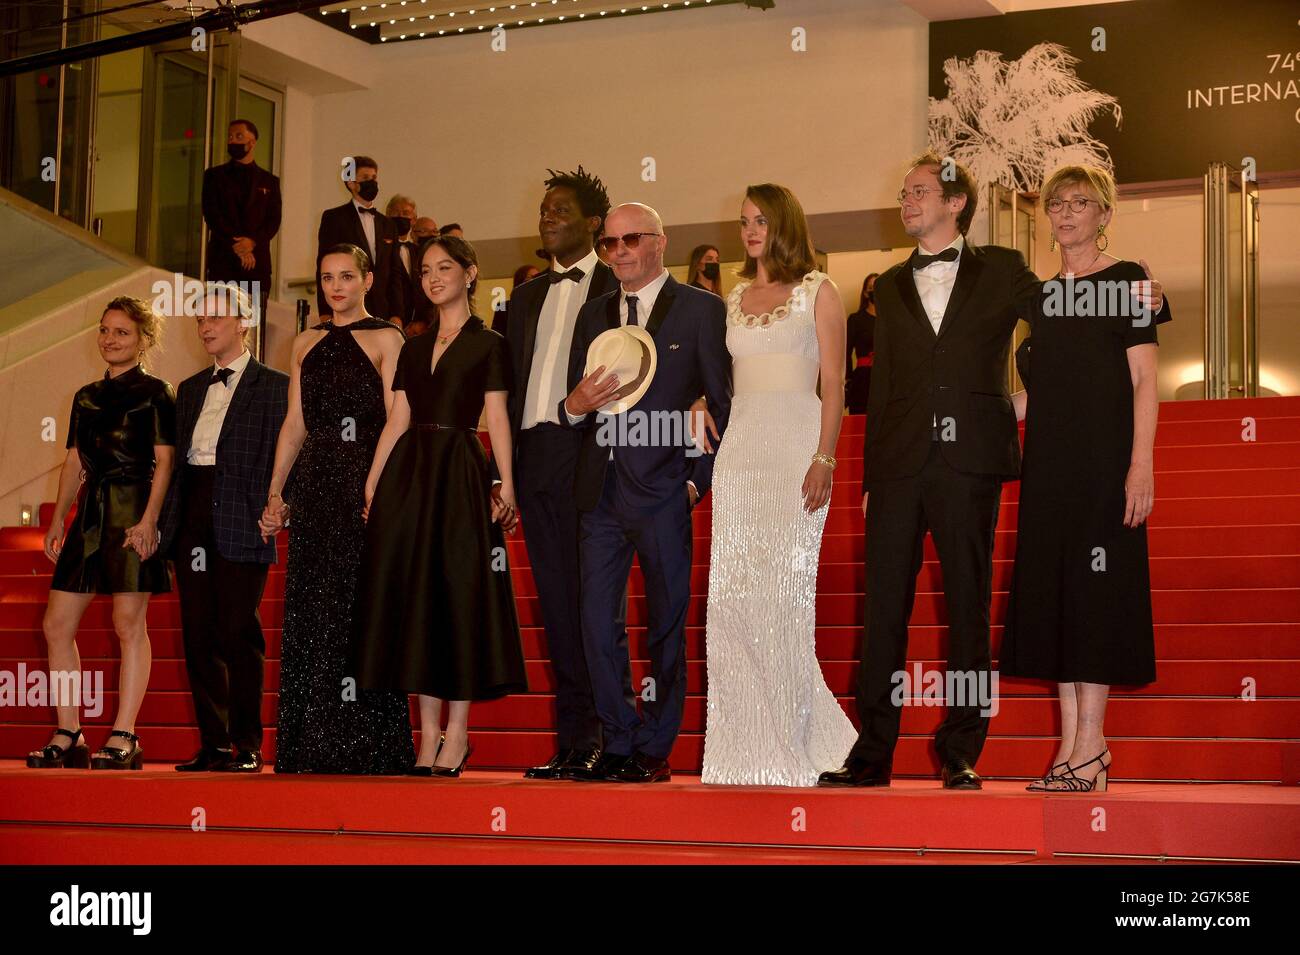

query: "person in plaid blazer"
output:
159 284 288 773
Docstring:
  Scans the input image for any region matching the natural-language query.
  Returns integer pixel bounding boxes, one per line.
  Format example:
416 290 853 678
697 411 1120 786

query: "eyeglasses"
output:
897 186 940 205
597 232 662 254
1046 197 1102 214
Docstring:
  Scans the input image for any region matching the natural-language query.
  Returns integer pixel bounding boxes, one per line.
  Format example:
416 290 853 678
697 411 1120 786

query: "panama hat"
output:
584 324 657 415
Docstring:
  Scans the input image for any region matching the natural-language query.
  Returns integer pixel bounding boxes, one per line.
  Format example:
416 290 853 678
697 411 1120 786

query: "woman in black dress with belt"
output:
1001 166 1170 793
354 235 527 777
844 273 877 414
258 244 414 774
29 297 175 771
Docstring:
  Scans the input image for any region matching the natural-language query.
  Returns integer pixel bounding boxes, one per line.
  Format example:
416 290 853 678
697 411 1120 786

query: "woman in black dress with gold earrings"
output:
354 235 527 777
1001 165 1171 793
30 296 175 771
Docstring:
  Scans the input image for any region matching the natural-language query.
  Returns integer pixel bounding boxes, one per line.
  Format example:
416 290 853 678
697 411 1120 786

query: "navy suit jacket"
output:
159 357 289 563
560 274 732 513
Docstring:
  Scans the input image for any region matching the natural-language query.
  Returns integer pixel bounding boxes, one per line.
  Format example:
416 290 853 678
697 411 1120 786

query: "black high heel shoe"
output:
1051 750 1111 793
429 741 472 778
406 734 447 777
91 730 144 770
27 728 89 769
1025 759 1070 792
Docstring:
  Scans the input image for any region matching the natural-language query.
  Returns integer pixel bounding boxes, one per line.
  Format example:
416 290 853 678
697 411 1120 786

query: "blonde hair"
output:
1041 165 1117 212
738 183 817 284
101 295 165 367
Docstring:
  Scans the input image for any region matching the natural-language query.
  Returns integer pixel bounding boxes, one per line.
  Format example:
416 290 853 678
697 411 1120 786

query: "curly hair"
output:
543 164 611 234
101 295 165 367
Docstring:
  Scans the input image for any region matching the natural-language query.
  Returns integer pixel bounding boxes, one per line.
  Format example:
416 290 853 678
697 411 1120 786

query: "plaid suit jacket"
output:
159 357 289 564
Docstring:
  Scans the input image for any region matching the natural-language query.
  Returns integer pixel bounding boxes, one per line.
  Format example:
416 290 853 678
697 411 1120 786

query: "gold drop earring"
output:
1096 225 1108 252
1049 232 1056 253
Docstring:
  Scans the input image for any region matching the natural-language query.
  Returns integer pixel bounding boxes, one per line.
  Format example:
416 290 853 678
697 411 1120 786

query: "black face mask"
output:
701 262 720 281
357 179 379 202
390 216 411 236
227 142 248 160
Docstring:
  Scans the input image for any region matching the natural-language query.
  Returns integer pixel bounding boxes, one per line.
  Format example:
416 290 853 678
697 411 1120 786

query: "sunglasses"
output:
597 232 663 254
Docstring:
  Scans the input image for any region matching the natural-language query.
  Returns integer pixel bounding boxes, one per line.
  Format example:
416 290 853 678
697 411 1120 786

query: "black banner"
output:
928 0 1300 187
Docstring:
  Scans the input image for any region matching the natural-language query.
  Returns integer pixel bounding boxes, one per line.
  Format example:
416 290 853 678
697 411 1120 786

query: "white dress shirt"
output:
353 199 377 260
522 248 600 429
188 348 251 465
912 233 965 334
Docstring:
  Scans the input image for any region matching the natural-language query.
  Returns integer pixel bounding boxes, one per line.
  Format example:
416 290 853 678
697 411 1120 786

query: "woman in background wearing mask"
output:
687 244 723 296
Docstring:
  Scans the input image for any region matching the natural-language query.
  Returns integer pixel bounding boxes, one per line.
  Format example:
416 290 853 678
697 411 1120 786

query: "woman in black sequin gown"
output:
260 244 414 774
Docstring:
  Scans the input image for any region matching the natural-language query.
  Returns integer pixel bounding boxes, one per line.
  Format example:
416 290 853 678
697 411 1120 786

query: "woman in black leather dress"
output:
29 297 176 771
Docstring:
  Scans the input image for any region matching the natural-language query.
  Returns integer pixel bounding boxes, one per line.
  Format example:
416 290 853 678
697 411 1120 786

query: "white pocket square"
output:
669 343 680 350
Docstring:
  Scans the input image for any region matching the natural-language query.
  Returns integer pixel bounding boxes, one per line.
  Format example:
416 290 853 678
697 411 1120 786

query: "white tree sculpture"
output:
928 42 1122 196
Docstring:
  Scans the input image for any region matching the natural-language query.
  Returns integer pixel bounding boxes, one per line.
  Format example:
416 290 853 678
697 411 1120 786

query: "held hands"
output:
123 518 159 560
802 461 833 513
1123 462 1155 527
259 494 289 542
686 483 699 508
1131 259 1165 316
565 365 621 417
233 237 256 271
688 398 719 454
491 483 519 533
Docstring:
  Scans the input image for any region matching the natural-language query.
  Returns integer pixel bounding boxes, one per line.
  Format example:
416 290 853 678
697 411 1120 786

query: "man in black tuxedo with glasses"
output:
820 153 1040 791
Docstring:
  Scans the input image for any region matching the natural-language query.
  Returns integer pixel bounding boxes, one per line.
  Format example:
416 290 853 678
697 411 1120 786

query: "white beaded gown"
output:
702 270 858 786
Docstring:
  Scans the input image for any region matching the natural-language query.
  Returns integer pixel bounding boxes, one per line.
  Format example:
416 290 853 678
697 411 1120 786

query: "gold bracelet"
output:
811 452 837 470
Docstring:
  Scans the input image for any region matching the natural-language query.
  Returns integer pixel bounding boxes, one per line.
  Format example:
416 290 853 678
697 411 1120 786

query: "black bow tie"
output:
210 367 235 387
914 247 960 269
357 206 377 215
549 267 585 284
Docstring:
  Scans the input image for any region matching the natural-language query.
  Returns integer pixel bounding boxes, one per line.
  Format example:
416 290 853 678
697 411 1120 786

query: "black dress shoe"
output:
568 751 630 782
941 758 982 790
175 747 233 772
817 758 892 787
558 747 603 780
524 748 576 780
222 750 263 773
609 752 671 783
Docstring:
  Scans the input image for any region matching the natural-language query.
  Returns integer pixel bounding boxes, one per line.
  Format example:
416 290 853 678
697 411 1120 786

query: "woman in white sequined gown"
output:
701 184 859 786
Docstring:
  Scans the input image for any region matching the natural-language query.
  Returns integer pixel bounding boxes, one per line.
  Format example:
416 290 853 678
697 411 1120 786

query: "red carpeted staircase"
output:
1 396 1298 784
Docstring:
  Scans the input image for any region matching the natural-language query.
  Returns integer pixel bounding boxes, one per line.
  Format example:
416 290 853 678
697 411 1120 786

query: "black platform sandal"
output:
91 730 144 770
27 728 90 769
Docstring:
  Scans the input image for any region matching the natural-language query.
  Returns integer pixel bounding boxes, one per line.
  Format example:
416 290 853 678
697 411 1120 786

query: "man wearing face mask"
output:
384 194 420 326
315 155 405 325
202 119 282 328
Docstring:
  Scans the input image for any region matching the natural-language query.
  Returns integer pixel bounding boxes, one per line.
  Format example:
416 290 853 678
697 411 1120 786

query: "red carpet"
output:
1 396 1298 862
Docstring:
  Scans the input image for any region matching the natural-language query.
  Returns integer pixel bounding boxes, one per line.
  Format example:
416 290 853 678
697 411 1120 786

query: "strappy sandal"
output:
26 728 89 769
1047 750 1111 793
91 729 144 770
